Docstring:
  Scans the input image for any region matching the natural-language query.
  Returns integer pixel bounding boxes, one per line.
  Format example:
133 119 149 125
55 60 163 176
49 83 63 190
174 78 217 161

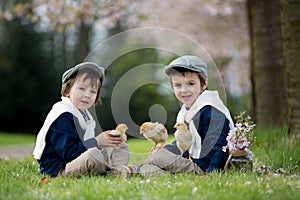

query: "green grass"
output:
0 129 299 200
0 132 35 146
126 136 175 165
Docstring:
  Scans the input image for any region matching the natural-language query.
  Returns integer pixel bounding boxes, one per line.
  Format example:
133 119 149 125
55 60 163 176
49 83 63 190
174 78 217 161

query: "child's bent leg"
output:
62 147 108 177
145 148 204 175
164 140 181 155
110 143 130 167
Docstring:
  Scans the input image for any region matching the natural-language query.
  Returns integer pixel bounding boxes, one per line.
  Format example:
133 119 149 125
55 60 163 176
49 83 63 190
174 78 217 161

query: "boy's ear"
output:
202 78 208 90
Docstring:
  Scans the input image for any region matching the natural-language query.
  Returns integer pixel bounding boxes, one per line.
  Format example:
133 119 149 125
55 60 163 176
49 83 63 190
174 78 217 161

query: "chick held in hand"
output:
174 122 193 158
140 122 168 153
105 123 128 166
108 123 128 141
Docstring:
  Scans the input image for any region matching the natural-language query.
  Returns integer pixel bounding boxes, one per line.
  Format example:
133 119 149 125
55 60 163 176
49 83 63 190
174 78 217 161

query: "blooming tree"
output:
0 0 135 64
0 0 131 32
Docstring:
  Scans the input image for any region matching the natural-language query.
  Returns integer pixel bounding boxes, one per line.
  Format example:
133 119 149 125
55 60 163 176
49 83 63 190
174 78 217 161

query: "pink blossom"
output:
223 111 256 154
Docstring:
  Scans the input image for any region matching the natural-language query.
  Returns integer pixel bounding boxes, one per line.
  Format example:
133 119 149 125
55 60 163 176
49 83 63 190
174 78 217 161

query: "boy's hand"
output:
95 130 123 148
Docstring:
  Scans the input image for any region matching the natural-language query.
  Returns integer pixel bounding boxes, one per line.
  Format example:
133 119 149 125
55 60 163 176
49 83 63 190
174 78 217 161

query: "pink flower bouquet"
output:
222 111 256 156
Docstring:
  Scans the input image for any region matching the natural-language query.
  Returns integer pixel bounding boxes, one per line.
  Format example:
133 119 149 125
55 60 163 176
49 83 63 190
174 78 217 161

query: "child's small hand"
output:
95 130 124 148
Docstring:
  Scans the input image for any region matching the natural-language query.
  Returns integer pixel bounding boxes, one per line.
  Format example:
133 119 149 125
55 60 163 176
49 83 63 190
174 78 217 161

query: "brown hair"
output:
167 67 207 88
61 68 102 105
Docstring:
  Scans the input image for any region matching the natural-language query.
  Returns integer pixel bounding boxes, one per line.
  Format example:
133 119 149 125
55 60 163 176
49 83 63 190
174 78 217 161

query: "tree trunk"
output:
280 0 300 134
75 22 91 63
247 0 287 128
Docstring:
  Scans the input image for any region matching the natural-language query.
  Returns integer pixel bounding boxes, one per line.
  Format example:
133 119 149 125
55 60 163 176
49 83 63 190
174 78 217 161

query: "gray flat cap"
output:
165 55 207 79
62 62 105 84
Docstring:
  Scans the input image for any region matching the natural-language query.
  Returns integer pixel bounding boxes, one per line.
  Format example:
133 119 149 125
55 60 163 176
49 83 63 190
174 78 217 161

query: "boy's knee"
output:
86 148 107 164
146 150 166 165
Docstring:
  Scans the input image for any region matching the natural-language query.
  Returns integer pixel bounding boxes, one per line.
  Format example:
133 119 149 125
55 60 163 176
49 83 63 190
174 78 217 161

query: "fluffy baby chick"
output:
140 122 168 152
106 123 128 166
174 122 193 158
108 123 128 141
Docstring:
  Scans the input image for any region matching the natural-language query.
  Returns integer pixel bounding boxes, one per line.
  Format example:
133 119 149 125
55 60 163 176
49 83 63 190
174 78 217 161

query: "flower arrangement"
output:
222 111 256 156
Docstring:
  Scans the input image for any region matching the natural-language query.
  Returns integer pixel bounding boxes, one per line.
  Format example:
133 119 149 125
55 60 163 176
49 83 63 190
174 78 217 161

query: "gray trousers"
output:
143 148 204 175
58 143 129 177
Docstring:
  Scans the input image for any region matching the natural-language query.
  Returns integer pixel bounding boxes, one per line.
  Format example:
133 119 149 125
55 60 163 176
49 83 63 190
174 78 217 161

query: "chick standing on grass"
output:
106 124 128 166
140 122 168 152
174 122 193 158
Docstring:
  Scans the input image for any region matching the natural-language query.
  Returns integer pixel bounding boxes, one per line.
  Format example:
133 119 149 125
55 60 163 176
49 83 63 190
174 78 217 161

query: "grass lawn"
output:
0 129 299 200
0 132 35 145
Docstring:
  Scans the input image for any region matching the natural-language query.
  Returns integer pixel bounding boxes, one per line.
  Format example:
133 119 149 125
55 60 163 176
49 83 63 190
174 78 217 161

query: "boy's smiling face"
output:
171 72 206 108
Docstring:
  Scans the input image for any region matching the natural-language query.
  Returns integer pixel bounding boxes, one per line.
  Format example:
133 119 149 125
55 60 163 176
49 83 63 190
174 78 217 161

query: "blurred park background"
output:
0 0 299 137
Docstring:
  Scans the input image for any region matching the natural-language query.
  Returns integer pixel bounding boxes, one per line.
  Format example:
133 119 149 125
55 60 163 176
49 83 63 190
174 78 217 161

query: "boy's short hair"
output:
165 55 207 79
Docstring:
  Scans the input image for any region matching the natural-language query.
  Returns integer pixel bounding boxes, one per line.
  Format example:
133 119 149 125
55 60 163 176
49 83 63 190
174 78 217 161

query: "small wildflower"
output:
267 189 274 194
245 181 252 185
192 187 198 195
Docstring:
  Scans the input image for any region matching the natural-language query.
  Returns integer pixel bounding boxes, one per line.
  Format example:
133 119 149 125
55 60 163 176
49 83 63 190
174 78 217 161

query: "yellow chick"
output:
140 122 168 152
106 123 128 166
108 123 128 141
174 122 193 157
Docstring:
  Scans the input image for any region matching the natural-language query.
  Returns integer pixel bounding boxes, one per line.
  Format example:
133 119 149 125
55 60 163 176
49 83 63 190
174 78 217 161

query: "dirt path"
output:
0 144 34 160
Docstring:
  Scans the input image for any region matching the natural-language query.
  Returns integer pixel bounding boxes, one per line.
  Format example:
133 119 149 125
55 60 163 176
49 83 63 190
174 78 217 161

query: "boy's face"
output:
171 72 206 107
67 75 99 111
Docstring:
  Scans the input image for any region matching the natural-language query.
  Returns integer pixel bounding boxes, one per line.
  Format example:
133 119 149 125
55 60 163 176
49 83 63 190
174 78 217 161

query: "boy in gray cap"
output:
33 62 130 178
140 55 234 176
